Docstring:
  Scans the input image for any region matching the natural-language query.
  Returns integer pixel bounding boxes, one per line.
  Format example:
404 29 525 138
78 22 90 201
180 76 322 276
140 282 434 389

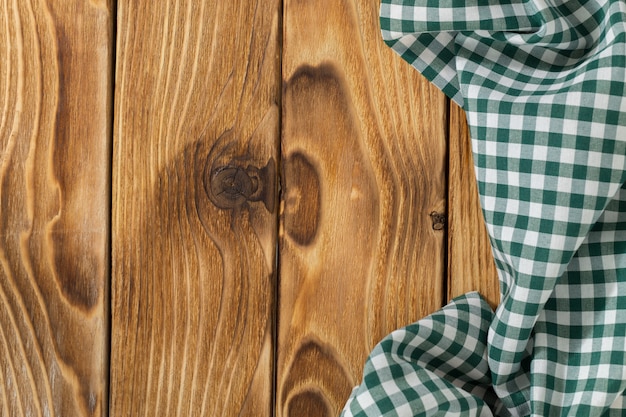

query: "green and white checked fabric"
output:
342 1 626 416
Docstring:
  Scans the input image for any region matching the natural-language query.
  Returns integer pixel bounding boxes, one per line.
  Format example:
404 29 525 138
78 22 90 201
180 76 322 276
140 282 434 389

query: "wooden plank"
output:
447 102 500 308
0 0 113 416
278 0 449 415
110 1 281 416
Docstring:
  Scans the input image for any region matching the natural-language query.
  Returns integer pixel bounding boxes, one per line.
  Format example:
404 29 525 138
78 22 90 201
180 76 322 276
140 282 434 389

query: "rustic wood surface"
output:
1 1 500 415
110 1 281 416
447 102 500 308
278 0 449 415
0 0 113 416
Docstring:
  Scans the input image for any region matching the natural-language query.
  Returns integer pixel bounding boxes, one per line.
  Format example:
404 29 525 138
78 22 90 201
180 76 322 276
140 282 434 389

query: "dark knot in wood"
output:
208 158 276 212
211 166 255 208
429 211 446 231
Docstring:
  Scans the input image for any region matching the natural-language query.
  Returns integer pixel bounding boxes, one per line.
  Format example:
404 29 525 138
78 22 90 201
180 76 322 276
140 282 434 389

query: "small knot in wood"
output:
210 166 257 209
430 211 446 231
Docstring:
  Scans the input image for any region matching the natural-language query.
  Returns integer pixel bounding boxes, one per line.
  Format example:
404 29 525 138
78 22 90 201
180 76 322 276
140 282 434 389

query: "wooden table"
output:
0 0 498 415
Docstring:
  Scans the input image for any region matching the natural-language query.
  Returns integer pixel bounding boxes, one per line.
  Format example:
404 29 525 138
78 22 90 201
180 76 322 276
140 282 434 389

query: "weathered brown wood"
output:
278 0 449 415
447 102 500 308
0 0 113 416
110 1 281 416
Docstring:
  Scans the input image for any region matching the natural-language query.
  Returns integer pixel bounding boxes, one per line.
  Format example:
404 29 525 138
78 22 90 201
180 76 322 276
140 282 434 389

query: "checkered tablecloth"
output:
341 1 626 416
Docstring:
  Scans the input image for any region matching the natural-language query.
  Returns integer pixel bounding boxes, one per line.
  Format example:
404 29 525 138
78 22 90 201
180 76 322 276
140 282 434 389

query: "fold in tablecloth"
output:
342 1 626 416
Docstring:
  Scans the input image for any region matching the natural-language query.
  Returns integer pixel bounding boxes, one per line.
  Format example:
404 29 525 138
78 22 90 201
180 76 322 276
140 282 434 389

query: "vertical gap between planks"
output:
106 1 118 416
443 96 452 310
446 100 458 306
273 0 285 416
446 99 459 306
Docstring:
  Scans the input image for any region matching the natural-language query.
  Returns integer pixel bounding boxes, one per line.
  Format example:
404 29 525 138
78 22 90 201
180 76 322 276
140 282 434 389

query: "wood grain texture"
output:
110 1 281 416
278 0 449 415
447 102 500 308
0 0 113 416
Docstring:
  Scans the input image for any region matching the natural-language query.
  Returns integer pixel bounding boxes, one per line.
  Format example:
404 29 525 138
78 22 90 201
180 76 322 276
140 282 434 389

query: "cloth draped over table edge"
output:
341 1 626 416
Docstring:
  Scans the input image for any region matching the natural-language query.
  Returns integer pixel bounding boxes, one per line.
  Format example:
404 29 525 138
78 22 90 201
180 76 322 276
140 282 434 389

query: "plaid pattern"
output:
342 1 626 416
